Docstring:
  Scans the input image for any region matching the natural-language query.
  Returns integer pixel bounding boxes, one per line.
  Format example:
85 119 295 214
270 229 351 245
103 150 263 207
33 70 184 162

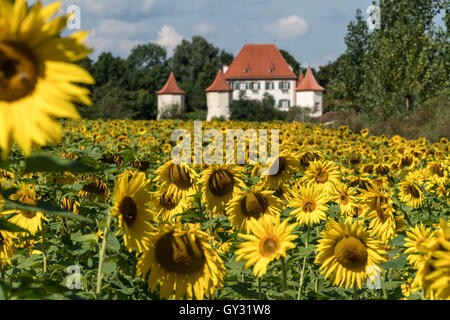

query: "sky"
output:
36 0 383 68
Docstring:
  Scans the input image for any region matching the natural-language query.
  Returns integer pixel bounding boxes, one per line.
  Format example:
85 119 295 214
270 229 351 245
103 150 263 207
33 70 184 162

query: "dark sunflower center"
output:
119 196 138 226
0 233 4 246
208 169 235 197
168 164 193 189
334 236 368 269
376 165 389 176
400 156 413 167
340 194 349 204
240 192 268 219
155 231 206 275
260 237 279 257
314 168 329 183
271 157 287 177
431 164 444 177
302 200 316 213
159 193 178 210
0 42 39 102
18 193 37 218
407 184 421 199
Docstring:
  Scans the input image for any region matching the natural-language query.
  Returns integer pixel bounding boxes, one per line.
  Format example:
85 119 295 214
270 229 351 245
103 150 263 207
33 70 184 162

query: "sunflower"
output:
314 218 386 289
77 175 110 203
226 188 282 232
302 159 340 196
200 164 246 215
136 223 226 300
288 183 329 227
0 230 15 267
111 171 154 252
60 196 80 214
0 0 94 159
235 215 297 278
297 150 323 172
2 182 46 235
259 153 298 190
331 182 359 217
155 160 199 202
404 223 435 268
398 171 426 208
151 189 192 222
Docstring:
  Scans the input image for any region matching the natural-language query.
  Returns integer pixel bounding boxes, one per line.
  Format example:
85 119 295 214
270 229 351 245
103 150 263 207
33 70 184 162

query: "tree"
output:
230 93 285 122
92 52 127 88
280 49 301 76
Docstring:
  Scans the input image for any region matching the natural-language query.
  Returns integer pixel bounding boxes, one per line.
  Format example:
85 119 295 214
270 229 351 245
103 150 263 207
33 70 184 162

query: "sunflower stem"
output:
41 222 47 277
382 269 389 300
257 276 262 300
280 257 288 299
353 286 358 300
209 210 214 247
96 214 112 296
297 225 311 300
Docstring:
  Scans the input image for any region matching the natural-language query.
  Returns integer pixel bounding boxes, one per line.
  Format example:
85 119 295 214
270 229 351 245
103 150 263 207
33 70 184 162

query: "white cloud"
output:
192 22 216 36
267 15 309 39
304 53 338 69
155 25 184 54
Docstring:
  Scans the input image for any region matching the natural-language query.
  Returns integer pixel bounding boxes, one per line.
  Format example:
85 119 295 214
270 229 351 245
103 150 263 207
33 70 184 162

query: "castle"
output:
157 44 324 121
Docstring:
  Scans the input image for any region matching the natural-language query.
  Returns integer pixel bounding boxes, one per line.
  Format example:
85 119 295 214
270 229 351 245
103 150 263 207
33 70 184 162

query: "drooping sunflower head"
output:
0 230 15 268
398 176 425 209
260 153 298 190
155 160 199 202
0 0 94 159
136 223 226 300
226 188 282 232
314 218 386 289
77 175 110 203
111 171 154 252
235 215 298 278
302 159 340 196
200 164 246 214
151 188 192 223
297 150 323 172
288 183 329 227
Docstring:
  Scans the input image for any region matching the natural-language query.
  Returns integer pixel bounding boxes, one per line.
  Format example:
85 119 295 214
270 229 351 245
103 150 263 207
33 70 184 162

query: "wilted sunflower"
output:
226 188 282 232
259 153 298 190
60 196 80 214
111 171 154 252
302 159 340 196
0 230 15 267
200 164 246 215
331 182 359 217
151 189 191 222
288 183 329 227
314 218 385 289
404 223 435 268
136 223 226 300
0 0 94 159
155 160 199 202
77 175 110 203
2 182 46 235
235 215 297 278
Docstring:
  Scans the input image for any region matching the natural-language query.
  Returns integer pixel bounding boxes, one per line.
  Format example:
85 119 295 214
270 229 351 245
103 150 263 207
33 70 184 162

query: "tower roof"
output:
296 68 324 91
224 44 297 80
206 69 234 92
157 72 185 95
297 72 305 87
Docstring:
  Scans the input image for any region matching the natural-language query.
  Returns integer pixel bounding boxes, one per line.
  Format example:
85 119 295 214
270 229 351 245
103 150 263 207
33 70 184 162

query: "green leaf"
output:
22 153 96 174
381 281 402 290
381 255 407 269
106 233 121 252
0 218 30 234
2 198 94 224
296 246 315 258
71 233 99 244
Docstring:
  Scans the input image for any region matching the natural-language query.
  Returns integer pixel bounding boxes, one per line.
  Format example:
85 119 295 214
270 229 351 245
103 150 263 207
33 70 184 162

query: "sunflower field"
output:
0 0 449 301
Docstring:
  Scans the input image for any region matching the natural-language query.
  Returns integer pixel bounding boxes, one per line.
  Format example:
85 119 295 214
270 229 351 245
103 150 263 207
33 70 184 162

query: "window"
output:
265 81 274 90
278 100 290 108
247 82 260 90
269 68 275 73
244 68 250 73
278 81 290 90
314 103 320 113
234 82 241 90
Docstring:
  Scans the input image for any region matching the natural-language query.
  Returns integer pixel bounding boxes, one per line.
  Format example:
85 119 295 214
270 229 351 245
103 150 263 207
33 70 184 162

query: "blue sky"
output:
38 0 383 68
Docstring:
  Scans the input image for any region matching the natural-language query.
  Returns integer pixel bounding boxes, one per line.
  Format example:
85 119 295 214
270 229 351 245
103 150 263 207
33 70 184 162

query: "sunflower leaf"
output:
1 198 94 224
22 153 96 174
0 218 30 234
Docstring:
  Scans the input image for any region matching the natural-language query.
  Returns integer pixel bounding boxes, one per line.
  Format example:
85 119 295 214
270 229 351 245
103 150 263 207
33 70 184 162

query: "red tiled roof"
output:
296 68 324 91
206 69 234 92
157 72 185 95
224 44 297 80
296 72 305 89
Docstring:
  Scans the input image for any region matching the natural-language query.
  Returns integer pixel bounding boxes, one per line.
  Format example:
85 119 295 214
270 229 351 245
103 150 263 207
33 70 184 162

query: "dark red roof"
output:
206 69 234 92
224 44 297 80
296 68 324 91
296 73 304 88
157 72 185 95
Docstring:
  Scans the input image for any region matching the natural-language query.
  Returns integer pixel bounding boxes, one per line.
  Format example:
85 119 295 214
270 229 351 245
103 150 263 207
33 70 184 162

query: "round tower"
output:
295 68 325 118
205 69 234 121
156 72 185 120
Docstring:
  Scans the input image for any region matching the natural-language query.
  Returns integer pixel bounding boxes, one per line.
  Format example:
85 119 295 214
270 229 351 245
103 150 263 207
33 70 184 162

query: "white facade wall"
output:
228 79 296 112
296 91 323 118
206 92 232 121
157 94 185 120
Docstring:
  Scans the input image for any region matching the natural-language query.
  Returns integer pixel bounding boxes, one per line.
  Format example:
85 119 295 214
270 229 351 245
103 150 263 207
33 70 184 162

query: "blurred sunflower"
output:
404 223 435 268
2 182 46 235
259 153 298 190
136 223 226 300
302 159 340 196
151 189 191 222
226 188 282 232
155 160 199 201
314 218 385 289
111 171 154 252
0 0 94 159
288 183 329 227
235 215 297 278
331 182 359 217
200 164 246 215
60 196 80 214
77 175 110 203
0 230 15 267
398 171 425 208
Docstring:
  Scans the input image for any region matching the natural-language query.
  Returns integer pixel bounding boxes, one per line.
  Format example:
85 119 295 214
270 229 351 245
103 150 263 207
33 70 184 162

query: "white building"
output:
205 69 234 121
156 72 185 120
296 68 325 117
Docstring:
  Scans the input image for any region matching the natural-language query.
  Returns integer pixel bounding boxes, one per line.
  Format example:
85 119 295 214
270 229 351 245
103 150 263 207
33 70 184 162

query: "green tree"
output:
280 49 301 76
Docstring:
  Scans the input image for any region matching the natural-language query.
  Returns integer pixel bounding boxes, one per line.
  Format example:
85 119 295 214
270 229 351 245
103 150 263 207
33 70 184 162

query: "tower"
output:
156 72 185 120
206 69 234 121
295 68 325 117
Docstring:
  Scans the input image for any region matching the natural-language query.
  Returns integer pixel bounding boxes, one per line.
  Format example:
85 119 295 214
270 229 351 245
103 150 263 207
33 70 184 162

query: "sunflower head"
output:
288 183 329 226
